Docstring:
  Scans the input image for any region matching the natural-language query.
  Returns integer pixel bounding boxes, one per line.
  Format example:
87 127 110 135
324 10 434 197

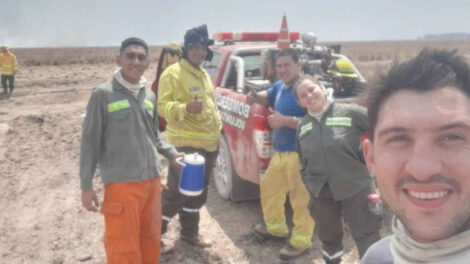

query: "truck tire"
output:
213 135 260 201
213 135 234 200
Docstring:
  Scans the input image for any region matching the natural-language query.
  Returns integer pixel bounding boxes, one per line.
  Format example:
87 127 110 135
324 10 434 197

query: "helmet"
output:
182 24 214 61
328 58 358 79
183 24 214 49
0 44 7 50
165 41 181 56
302 32 317 47
169 41 180 51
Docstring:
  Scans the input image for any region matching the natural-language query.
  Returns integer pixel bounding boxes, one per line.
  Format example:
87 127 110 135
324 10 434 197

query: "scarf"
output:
113 68 147 97
390 216 470 264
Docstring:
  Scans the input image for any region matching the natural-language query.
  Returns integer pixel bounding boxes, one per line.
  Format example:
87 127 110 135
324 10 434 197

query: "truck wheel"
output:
213 135 234 200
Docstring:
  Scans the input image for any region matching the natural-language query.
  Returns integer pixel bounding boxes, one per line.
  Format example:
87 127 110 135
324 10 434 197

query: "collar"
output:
112 68 147 97
282 75 300 90
283 84 293 90
391 216 470 264
308 90 335 120
309 95 333 116
180 59 206 78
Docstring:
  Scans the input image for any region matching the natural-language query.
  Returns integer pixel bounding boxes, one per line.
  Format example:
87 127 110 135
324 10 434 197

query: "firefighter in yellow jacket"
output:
157 24 222 254
0 45 18 94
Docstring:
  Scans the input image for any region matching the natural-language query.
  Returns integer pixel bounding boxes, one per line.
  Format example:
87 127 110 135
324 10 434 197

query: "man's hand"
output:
246 88 260 105
186 95 203 114
81 189 100 212
170 152 185 170
267 112 299 129
267 112 286 129
161 182 169 190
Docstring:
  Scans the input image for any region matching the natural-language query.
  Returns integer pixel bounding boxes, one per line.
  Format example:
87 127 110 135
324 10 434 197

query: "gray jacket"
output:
361 236 393 264
296 103 372 201
79 78 177 190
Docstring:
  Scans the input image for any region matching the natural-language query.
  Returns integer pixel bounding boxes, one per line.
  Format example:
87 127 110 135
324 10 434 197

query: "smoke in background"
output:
0 0 183 48
1 0 470 48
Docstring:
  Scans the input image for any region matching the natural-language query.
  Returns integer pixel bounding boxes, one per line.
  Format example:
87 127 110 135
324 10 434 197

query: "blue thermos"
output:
177 153 205 196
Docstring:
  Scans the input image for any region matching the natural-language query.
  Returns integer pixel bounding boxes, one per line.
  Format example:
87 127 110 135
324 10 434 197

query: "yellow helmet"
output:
0 44 7 50
328 58 358 79
169 41 180 51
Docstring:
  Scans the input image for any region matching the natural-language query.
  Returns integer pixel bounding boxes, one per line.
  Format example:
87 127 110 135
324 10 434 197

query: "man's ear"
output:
363 138 376 176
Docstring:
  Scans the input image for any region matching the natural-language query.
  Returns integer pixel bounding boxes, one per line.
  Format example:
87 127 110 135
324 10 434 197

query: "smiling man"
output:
247 49 315 260
157 24 222 254
362 49 470 264
79 37 181 263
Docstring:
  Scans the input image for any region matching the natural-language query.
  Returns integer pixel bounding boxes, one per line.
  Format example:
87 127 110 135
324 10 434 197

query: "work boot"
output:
279 244 309 260
323 257 342 264
160 241 174 255
253 224 288 240
180 234 213 248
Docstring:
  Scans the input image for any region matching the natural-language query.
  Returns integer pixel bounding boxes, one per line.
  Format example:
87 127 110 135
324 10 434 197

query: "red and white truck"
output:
200 31 365 201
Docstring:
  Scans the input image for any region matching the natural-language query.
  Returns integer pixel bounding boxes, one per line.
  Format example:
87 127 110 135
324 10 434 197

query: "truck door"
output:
215 52 272 185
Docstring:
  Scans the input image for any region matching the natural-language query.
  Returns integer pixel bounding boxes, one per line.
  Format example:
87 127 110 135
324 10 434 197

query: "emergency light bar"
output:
213 32 300 42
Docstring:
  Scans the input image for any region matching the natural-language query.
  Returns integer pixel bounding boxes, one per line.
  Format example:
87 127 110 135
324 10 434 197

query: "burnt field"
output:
0 39 469 264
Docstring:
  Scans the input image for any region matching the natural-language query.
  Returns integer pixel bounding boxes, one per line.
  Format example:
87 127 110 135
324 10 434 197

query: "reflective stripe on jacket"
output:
157 59 221 151
296 103 372 201
79 78 177 191
0 52 18 75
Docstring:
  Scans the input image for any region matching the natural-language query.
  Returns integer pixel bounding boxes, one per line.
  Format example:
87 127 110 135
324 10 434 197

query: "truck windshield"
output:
223 53 263 91
243 54 262 78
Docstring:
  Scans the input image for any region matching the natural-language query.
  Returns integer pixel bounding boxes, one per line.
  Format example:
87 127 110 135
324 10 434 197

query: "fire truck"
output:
200 31 365 201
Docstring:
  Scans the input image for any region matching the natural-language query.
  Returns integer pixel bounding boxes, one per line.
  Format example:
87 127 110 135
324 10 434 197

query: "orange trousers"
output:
101 177 162 264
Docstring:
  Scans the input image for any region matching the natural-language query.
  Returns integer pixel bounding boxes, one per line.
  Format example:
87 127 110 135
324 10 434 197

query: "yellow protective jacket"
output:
158 59 222 152
0 52 18 75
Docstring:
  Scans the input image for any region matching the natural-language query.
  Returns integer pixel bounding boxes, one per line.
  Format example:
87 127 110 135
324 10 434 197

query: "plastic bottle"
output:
367 193 383 215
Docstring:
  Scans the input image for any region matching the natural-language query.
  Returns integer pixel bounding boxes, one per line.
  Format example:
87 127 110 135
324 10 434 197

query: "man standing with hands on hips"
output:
157 24 222 254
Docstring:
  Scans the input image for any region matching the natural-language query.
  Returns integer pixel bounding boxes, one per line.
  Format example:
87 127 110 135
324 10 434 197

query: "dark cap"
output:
120 37 148 55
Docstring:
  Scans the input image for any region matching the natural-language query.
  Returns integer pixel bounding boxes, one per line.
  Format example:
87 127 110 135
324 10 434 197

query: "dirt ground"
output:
0 61 390 264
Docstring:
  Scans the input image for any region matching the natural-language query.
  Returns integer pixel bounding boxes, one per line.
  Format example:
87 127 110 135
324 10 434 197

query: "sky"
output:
1 0 469 47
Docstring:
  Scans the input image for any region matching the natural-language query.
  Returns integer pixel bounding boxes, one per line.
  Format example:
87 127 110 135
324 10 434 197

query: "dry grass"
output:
338 39 470 62
10 46 162 66
337 39 470 81
9 39 470 81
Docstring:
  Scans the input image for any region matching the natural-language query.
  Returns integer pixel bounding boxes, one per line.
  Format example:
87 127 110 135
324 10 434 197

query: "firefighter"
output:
79 37 182 263
0 45 18 95
247 48 315 260
157 24 222 254
293 76 381 264
151 41 181 131
327 58 361 98
259 48 278 83
151 41 181 95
